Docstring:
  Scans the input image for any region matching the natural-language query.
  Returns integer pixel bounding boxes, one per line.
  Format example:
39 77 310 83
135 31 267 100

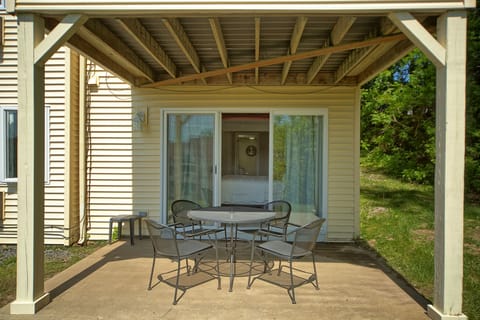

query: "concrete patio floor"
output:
0 238 430 320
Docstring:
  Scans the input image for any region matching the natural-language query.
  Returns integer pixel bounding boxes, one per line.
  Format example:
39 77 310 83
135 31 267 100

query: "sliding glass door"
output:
163 112 218 223
271 111 327 227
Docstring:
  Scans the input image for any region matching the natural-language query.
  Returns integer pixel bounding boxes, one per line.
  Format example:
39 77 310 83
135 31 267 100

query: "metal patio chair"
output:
247 218 326 304
171 199 203 237
144 218 221 305
238 200 292 241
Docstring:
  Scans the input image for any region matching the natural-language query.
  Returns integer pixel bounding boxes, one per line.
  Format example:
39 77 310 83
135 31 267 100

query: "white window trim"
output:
0 105 50 183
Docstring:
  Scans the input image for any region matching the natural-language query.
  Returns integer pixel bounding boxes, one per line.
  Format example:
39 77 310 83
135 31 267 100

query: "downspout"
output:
77 55 88 244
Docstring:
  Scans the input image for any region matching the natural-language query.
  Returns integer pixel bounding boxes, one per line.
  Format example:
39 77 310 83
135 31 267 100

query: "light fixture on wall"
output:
133 107 148 131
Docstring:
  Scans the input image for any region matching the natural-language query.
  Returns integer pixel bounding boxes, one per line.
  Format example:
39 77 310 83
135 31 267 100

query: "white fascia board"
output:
8 1 476 15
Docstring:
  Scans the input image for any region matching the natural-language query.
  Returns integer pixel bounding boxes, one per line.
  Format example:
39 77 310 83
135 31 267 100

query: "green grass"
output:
0 241 106 308
360 166 480 320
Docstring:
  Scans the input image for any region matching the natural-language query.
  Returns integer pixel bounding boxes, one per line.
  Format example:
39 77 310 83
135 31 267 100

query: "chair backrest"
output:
263 200 292 226
291 218 326 253
144 219 179 257
171 199 202 225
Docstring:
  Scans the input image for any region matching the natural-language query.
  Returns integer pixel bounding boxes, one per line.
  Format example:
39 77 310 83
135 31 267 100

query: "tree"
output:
361 50 436 183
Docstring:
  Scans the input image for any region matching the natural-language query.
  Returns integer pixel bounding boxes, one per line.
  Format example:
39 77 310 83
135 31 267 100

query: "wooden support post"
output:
10 13 50 314
427 11 468 320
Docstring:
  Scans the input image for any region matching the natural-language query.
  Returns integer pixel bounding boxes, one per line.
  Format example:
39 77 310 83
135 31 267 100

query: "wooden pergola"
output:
5 1 474 319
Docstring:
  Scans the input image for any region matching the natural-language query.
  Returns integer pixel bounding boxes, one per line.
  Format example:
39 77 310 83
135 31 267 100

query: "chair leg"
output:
148 251 156 290
246 240 256 289
312 254 319 290
173 260 181 305
288 259 296 304
215 237 221 290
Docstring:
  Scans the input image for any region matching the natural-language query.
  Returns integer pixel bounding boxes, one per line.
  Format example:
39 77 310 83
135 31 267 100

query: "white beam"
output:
427 11 468 320
388 12 445 67
10 13 50 314
7 1 477 15
34 14 87 66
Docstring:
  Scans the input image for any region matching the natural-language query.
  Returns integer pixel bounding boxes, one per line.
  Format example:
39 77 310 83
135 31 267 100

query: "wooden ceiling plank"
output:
35 14 88 66
389 12 445 67
117 18 177 78
281 16 308 84
306 16 355 84
143 32 407 87
209 17 232 84
79 19 155 82
255 17 261 84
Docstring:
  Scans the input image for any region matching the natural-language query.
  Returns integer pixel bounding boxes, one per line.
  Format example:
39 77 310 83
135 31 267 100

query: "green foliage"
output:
466 3 480 195
361 49 436 184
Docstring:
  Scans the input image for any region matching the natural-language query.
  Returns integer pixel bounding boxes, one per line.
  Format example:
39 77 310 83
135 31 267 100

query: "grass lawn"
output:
0 241 106 308
360 166 480 320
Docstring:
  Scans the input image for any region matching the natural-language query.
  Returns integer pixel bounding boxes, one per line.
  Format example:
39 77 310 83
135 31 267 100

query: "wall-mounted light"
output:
133 107 148 131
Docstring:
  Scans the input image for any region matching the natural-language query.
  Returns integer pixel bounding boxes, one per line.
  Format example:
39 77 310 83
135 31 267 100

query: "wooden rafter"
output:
306 16 356 84
117 18 177 78
209 17 232 84
143 32 407 87
254 17 261 84
334 28 378 83
162 18 207 84
78 19 154 82
281 16 308 84
45 18 139 85
162 18 200 72
357 39 414 85
346 16 400 77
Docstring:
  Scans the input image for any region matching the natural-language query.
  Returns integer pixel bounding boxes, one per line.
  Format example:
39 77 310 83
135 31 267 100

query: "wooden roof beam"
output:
357 39 414 85
281 16 308 84
209 17 232 84
45 17 140 85
117 18 177 78
306 16 356 84
162 18 207 84
77 19 155 82
254 17 261 84
143 32 407 87
334 27 379 83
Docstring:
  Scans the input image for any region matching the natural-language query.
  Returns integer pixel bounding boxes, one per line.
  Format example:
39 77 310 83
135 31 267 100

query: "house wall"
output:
83 63 134 241
0 13 67 244
130 86 359 242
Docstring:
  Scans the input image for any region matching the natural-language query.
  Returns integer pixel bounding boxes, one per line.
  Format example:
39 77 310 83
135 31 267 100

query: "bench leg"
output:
129 218 134 245
109 219 114 244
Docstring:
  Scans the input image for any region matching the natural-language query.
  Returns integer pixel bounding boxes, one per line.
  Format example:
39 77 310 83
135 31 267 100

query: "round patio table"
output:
188 206 275 292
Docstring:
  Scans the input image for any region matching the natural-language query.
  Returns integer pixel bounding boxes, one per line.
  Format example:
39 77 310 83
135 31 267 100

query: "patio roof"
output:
1 240 431 319
8 1 474 87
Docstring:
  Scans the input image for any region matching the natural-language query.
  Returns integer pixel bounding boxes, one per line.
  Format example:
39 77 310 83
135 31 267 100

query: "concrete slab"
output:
0 239 430 320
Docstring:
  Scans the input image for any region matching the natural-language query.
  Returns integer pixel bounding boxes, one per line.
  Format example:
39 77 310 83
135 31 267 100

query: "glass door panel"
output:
272 114 325 226
165 113 216 222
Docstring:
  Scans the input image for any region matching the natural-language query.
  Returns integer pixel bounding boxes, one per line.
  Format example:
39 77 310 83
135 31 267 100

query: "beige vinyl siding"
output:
0 14 68 244
131 85 359 241
85 64 134 241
